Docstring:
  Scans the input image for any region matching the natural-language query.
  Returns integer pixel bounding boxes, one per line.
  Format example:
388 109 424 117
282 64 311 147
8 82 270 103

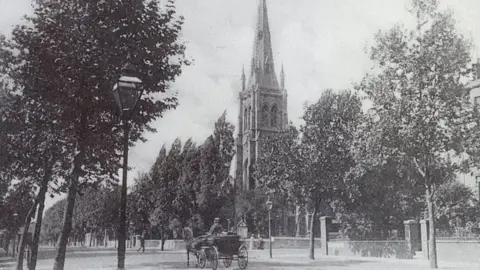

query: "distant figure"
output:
208 218 224 235
257 234 265 249
137 230 146 252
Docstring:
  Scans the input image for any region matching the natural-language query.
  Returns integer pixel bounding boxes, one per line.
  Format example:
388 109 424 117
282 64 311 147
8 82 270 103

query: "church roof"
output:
247 0 280 90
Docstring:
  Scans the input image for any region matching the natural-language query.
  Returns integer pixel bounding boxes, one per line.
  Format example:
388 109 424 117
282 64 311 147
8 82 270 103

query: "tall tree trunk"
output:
309 205 317 260
160 226 165 251
53 176 78 270
16 201 38 270
104 229 108 247
28 201 45 270
29 169 51 270
5 235 11 256
426 187 437 268
283 209 288 236
295 205 300 237
305 207 309 237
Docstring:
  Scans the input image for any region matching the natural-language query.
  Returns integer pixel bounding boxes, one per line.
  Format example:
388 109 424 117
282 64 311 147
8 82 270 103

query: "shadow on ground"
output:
1 249 373 270
132 259 370 269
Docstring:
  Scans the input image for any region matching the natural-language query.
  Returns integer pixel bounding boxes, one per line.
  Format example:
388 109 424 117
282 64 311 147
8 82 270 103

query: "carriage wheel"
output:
210 246 219 270
198 250 207 269
237 244 248 269
223 256 233 268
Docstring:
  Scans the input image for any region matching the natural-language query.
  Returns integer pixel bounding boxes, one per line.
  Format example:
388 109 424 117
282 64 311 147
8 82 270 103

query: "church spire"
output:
241 66 246 91
476 57 480 80
248 0 279 89
280 63 285 89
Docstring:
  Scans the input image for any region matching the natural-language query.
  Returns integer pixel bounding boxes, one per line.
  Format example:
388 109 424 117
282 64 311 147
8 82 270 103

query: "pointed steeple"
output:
241 66 246 91
476 57 480 80
248 0 279 89
280 63 285 89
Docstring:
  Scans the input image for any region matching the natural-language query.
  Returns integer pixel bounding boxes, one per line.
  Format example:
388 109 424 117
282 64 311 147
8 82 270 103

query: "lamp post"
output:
112 54 143 270
12 212 18 258
475 174 480 202
266 198 273 259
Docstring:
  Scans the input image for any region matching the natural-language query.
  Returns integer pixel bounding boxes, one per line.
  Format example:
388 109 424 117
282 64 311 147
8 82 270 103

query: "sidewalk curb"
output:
249 250 479 268
0 258 15 263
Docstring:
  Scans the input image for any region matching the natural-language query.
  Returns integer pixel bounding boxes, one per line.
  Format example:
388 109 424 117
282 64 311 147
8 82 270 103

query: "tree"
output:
0 83 68 270
299 89 362 259
126 111 235 247
41 201 66 247
150 138 182 233
235 187 285 236
341 159 425 240
1 0 189 269
140 145 167 230
254 125 303 236
434 180 477 234
256 89 362 259
72 186 121 245
341 108 426 240
0 33 67 270
130 172 156 234
41 186 121 248
0 182 35 255
355 0 475 267
175 139 200 226
133 112 235 239
196 112 235 229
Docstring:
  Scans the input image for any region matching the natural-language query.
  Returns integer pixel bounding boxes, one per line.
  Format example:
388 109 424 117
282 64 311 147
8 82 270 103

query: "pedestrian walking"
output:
137 230 146 252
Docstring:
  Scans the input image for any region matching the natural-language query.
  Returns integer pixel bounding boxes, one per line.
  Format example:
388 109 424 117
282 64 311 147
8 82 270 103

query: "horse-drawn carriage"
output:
186 233 248 270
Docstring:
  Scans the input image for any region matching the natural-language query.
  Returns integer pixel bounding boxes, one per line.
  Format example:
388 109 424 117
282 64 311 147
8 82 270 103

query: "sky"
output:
1 0 480 209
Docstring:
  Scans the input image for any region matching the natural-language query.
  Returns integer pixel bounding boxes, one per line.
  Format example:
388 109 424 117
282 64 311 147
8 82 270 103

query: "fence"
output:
434 236 480 262
76 219 480 263
328 240 410 259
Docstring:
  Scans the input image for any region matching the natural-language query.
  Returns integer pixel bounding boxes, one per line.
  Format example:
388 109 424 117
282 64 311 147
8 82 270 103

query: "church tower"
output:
235 0 288 191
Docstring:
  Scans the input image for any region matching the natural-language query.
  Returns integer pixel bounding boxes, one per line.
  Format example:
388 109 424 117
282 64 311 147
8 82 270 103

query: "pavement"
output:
0 248 478 270
0 248 13 264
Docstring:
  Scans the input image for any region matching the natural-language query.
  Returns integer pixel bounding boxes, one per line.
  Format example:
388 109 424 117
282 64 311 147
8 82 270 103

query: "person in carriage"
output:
208 217 224 236
185 218 248 269
185 218 224 267
185 218 224 254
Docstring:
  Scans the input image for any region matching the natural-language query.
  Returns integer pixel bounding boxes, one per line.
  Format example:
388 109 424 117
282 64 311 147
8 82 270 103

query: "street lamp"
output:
112 54 143 270
266 198 273 259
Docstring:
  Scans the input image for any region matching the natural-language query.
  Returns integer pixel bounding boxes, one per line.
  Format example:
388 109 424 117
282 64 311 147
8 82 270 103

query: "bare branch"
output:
413 157 426 178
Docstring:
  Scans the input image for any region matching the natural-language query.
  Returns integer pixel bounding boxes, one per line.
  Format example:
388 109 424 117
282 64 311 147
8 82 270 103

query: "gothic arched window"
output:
261 104 269 126
271 105 278 128
244 107 248 132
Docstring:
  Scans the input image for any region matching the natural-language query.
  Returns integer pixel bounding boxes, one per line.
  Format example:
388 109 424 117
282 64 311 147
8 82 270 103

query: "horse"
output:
183 227 198 268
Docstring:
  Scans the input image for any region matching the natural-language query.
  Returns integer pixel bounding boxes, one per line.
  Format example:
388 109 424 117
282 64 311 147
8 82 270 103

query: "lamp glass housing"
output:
112 61 143 117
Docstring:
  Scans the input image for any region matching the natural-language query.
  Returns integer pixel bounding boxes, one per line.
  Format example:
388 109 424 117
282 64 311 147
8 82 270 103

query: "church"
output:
232 0 313 237
235 0 288 191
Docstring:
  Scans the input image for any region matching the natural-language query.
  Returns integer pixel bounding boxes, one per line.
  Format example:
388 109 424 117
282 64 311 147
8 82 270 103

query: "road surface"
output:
0 248 477 270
